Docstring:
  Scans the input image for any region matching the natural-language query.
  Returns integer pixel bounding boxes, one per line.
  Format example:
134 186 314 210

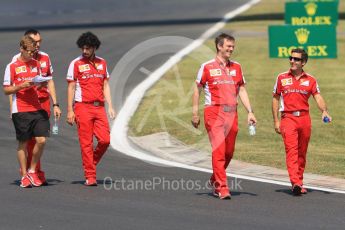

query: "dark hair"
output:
76 32 101 49
215 33 235 52
24 29 40 36
291 48 308 63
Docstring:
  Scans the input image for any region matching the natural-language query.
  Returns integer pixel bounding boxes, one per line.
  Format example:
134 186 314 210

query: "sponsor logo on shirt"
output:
96 63 103 70
283 89 308 95
81 73 105 79
229 70 236 77
210 69 222 77
15 66 27 74
17 77 34 82
40 61 47 68
212 80 235 85
31 67 38 73
281 78 293 86
79 64 91 72
300 80 310 86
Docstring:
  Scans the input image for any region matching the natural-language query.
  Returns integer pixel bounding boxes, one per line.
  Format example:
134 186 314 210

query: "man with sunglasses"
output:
3 36 50 187
10 29 62 185
272 48 331 196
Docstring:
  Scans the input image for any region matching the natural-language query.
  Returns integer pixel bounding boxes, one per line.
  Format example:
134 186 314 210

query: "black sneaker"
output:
292 184 302 196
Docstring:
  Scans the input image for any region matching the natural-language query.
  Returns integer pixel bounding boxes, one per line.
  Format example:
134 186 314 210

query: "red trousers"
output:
74 103 110 180
204 106 238 193
280 113 311 186
26 97 51 171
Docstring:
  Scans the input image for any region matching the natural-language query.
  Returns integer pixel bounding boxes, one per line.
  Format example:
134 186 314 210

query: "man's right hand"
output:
191 115 200 128
66 110 75 126
274 121 281 134
20 81 34 89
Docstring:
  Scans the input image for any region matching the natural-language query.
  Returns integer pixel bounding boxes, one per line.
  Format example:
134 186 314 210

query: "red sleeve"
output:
311 79 320 96
273 75 281 96
238 65 245 86
196 65 208 87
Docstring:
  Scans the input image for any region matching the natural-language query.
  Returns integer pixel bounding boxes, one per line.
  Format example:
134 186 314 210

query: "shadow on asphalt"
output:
275 188 332 196
5 12 345 32
196 191 258 198
11 179 64 187
71 179 111 185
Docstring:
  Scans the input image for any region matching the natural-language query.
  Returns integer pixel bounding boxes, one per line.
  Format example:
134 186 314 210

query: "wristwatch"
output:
53 103 60 107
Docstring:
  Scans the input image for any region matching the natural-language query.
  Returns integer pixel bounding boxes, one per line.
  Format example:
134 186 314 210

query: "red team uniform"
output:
273 70 320 187
67 55 110 182
4 58 42 112
12 51 54 175
196 58 245 196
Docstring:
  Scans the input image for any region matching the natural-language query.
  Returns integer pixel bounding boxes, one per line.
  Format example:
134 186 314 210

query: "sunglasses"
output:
289 56 303 62
24 48 37 55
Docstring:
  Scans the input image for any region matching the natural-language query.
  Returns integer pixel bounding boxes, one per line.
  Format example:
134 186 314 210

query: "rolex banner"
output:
285 1 339 25
268 25 337 58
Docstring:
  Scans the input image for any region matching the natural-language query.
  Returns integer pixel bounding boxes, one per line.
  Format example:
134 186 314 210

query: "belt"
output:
208 104 237 113
75 101 104 107
282 111 308 117
38 97 49 102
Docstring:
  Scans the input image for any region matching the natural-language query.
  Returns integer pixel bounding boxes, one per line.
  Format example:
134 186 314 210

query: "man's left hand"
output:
248 112 257 125
54 106 62 119
191 115 200 128
108 107 116 120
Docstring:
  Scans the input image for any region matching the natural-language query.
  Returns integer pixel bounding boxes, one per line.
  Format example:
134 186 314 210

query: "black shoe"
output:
292 184 302 196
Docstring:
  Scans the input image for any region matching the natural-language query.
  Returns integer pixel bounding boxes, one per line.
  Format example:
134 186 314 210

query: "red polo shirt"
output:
196 58 245 106
12 51 53 99
273 70 320 112
3 58 42 113
66 55 109 103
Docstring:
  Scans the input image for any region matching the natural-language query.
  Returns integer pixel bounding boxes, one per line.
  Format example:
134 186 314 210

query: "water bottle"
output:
248 124 256 136
323 116 330 123
52 117 59 135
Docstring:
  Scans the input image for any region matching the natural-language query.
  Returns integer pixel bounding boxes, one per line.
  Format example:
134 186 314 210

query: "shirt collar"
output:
288 69 307 78
215 57 231 67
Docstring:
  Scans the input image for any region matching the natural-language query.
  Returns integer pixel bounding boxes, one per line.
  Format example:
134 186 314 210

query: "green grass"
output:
129 0 345 178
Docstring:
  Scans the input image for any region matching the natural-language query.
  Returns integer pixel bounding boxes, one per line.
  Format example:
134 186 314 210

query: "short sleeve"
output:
3 64 12 86
196 64 207 86
311 80 320 96
66 61 76 82
272 75 281 96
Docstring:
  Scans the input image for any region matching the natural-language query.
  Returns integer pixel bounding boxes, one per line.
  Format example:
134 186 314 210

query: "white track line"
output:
110 0 345 195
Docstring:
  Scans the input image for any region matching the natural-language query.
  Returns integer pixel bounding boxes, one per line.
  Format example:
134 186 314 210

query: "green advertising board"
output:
268 25 337 58
294 0 338 2
285 1 338 25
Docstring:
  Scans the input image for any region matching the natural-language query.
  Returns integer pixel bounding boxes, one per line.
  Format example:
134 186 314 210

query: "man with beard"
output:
66 32 116 186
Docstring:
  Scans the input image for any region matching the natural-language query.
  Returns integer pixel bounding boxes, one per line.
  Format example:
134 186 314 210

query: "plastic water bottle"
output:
52 118 59 135
248 124 256 136
323 116 330 123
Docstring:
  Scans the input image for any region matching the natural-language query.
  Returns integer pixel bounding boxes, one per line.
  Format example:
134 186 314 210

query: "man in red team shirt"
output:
3 35 50 188
66 32 116 186
192 33 257 199
272 48 331 196
10 29 62 185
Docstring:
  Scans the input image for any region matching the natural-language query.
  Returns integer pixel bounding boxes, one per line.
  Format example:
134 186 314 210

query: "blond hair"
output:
20 35 36 50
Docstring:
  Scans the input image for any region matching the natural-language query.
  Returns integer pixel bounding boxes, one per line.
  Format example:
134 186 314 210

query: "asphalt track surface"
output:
0 1 344 229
